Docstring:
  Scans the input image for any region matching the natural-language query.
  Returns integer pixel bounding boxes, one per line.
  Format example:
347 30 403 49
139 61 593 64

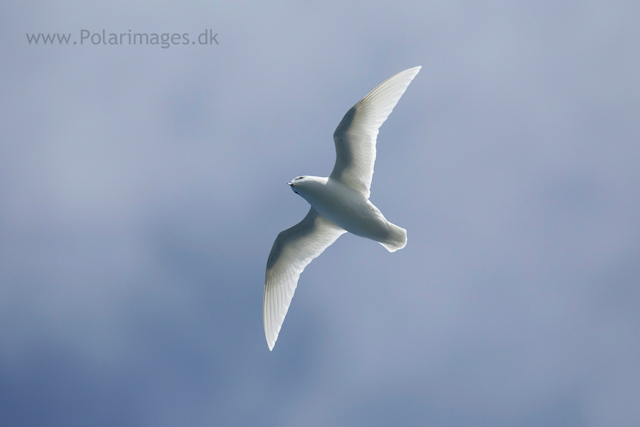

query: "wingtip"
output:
265 331 277 351
406 66 422 76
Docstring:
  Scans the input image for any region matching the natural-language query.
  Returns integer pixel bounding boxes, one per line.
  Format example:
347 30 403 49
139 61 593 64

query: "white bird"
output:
263 66 421 350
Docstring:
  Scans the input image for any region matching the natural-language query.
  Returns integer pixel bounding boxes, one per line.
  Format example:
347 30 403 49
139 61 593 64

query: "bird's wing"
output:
264 207 346 350
330 66 421 198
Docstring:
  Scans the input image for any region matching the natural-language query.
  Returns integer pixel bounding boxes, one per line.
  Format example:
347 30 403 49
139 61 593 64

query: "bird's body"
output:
264 66 421 350
290 176 406 251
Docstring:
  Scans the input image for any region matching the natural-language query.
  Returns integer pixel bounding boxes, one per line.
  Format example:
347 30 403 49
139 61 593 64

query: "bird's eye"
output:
296 176 304 180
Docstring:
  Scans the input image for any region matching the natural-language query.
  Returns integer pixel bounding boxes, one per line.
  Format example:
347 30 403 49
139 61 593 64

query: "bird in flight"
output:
263 66 421 350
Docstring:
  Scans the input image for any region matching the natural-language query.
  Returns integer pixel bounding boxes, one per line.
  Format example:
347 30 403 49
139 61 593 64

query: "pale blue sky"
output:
2 1 640 426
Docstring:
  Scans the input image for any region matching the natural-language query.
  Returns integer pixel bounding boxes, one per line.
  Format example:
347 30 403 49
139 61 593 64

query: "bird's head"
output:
287 176 307 194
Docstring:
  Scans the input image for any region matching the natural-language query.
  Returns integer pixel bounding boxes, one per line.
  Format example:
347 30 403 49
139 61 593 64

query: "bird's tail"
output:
379 222 407 252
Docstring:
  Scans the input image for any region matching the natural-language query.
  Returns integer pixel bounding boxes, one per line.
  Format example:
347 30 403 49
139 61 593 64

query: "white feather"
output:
264 67 420 350
264 208 345 350
330 66 421 198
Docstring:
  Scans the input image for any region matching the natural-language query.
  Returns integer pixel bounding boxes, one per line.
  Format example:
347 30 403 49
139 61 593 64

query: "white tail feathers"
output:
379 223 407 252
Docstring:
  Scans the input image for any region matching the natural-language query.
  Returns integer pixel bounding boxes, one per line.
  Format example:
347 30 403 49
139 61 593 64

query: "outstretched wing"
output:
264 208 346 350
330 66 421 198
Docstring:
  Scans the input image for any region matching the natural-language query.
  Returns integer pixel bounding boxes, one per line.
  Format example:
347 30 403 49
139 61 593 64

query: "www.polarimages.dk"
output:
26 29 219 48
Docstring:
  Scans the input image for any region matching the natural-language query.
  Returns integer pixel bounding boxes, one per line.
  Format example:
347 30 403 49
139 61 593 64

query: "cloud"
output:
2 1 640 426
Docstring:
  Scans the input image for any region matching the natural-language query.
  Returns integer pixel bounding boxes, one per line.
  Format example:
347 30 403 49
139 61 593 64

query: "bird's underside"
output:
263 66 421 350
